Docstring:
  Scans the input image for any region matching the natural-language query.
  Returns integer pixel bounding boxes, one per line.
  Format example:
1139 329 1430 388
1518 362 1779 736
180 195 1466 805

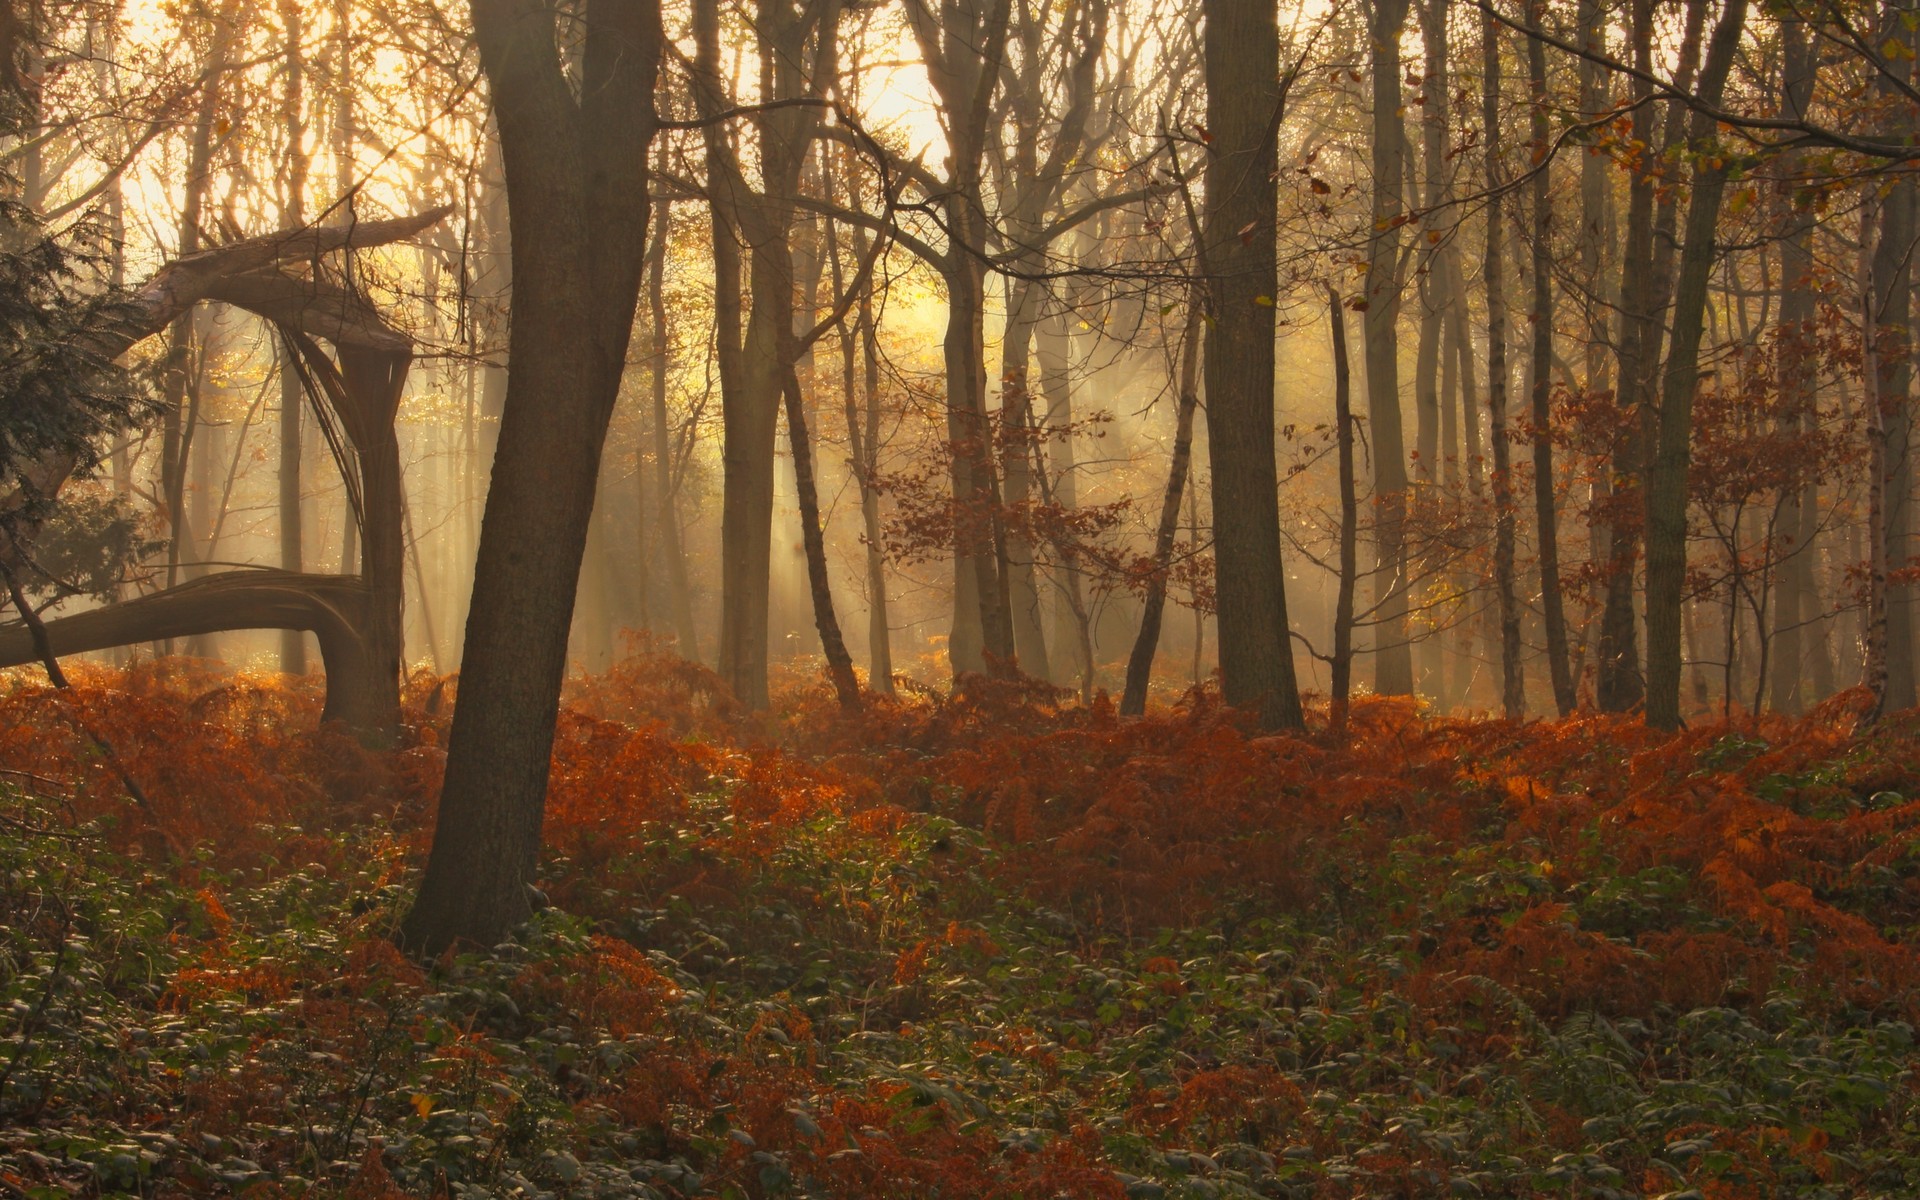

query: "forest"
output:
5 0 1920 1195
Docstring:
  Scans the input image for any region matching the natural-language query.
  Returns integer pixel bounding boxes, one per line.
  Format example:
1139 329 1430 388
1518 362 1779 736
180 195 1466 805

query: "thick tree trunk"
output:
1874 0 1918 713
1202 0 1304 730
1575 0 1611 705
1597 177 1651 700
400 0 661 953
1600 0 1705 713
1443 238 1484 709
944 226 1016 677
1365 0 1413 696
1643 0 1748 730
901 0 1015 680
1866 200 1894 720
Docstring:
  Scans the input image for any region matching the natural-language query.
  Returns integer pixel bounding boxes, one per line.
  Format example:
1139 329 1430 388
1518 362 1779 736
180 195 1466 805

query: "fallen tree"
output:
0 207 449 742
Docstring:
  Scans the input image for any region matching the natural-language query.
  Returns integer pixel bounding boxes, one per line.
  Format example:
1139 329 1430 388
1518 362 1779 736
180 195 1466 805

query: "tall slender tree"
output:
1483 6 1524 720
1644 0 1750 730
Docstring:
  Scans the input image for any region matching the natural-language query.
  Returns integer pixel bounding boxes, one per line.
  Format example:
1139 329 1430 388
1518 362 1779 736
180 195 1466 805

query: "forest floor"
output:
3 653 1920 1199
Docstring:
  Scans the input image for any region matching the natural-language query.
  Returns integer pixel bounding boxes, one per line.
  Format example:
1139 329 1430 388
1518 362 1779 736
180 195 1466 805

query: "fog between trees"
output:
2 0 1917 809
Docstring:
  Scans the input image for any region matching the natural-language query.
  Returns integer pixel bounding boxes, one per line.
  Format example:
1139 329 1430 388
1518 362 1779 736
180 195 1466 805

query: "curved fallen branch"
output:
0 569 394 733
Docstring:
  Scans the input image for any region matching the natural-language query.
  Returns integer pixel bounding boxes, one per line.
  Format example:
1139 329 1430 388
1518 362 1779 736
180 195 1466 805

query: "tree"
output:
696 0 838 711
1364 0 1414 698
1643 0 1749 730
1201 0 1304 732
0 206 150 572
903 0 1019 679
1767 15 1822 713
1523 3 1574 717
1483 6 1524 720
400 0 662 953
0 209 447 741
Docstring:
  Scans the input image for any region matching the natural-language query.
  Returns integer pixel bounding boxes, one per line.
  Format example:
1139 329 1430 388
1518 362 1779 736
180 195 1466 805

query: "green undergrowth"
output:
3 697 1920 1198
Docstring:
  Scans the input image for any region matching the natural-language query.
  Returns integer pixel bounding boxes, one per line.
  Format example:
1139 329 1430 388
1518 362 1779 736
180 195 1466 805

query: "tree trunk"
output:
1526 4 1574 715
1329 284 1359 734
781 357 860 709
1874 0 1918 713
1365 0 1414 697
900 0 1016 680
838 209 894 694
1482 9 1524 720
401 0 661 954
1038 305 1091 690
1769 17 1817 713
1202 0 1304 731
944 215 1015 677
1000 277 1054 679
0 571 387 726
698 0 829 709
6 210 441 739
1412 0 1450 699
1121 293 1203 716
1643 0 1748 730
1866 198 1893 721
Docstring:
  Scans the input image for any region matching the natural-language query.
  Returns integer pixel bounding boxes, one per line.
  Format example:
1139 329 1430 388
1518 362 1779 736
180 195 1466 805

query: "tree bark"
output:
1413 0 1450 699
1483 9 1524 720
1866 195 1894 721
1525 3 1574 716
904 0 1017 679
1329 284 1359 734
699 0 835 709
841 217 893 694
1121 293 1203 716
1874 0 1918 713
1000 278 1055 680
781 356 860 709
1038 303 1091 691
2 568 387 720
1768 17 1818 713
1202 0 1304 731
1643 0 1748 730
1365 0 1414 697
2 211 443 742
400 0 661 953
